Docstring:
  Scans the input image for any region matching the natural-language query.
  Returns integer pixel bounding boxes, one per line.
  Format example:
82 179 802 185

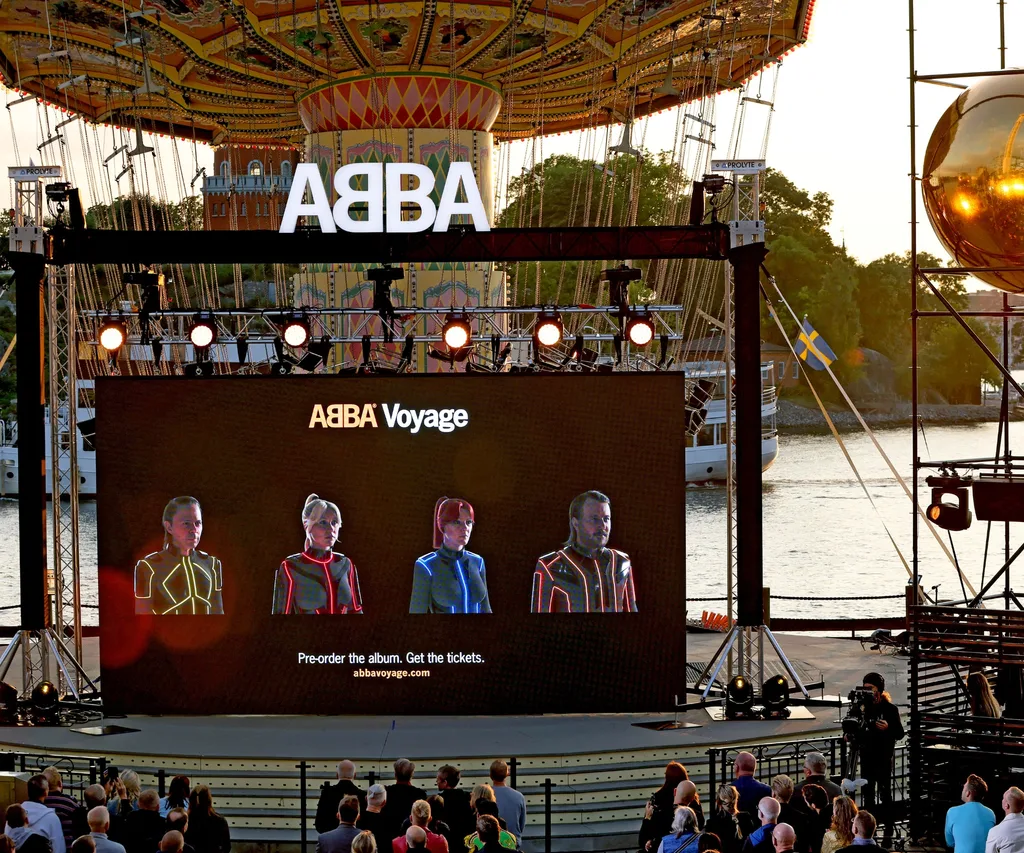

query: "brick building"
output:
202 145 299 230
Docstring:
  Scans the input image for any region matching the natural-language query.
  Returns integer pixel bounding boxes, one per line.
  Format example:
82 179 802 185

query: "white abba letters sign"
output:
279 162 490 233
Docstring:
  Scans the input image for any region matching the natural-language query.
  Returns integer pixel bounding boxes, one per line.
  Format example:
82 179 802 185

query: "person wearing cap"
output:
855 672 904 843
410 498 491 614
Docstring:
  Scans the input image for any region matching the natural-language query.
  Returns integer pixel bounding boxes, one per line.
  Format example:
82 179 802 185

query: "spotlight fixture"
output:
925 474 972 531
236 333 249 366
189 311 217 350
761 674 791 719
534 308 564 348
271 335 293 374
725 675 754 719
603 264 642 315
702 173 727 195
281 310 311 348
368 266 403 342
31 680 58 723
626 310 655 347
98 316 126 353
442 312 472 351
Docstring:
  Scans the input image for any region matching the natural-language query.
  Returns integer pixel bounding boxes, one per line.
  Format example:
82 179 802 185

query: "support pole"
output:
729 242 769 626
11 253 48 633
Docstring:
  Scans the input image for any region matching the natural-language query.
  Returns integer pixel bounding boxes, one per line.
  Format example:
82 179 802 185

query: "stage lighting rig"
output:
298 334 332 371
189 311 217 350
926 472 973 531
271 335 294 374
282 311 311 348
761 675 791 719
236 334 249 366
603 264 642 316
703 173 728 223
534 308 564 349
31 680 59 725
125 270 163 345
626 309 655 347
98 316 127 353
368 266 403 341
442 312 472 351
725 675 755 719
394 335 415 372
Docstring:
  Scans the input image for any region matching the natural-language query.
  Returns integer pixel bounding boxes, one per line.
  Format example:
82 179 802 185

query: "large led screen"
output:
97 375 686 714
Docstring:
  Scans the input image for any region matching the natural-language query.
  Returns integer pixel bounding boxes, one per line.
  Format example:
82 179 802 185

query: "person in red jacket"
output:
272 494 363 615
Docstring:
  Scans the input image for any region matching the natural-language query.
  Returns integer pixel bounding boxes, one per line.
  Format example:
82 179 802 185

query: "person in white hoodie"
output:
22 775 67 853
5 803 55 853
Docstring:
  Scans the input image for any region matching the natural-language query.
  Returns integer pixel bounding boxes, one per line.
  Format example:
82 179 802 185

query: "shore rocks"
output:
775 399 1022 433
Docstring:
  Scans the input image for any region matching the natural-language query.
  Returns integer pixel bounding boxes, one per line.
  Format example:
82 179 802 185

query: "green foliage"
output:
497 151 686 304
0 306 16 419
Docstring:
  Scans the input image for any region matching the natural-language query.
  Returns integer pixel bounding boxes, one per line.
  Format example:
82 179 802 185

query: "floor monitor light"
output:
725 675 754 719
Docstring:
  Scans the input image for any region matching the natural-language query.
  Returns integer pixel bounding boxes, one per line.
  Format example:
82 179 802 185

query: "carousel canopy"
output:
0 0 811 144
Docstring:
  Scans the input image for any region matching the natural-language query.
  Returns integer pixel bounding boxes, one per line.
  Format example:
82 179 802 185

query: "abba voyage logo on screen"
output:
309 402 470 434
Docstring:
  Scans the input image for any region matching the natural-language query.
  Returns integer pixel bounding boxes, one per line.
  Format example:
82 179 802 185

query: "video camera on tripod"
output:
842 687 878 741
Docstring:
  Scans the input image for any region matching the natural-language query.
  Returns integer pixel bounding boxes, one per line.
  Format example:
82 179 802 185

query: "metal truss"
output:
722 165 766 679
46 263 84 693
51 225 731 266
80 305 691 369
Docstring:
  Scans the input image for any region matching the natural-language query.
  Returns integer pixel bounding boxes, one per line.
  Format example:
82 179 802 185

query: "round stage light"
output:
442 312 472 350
98 317 126 352
725 674 754 719
761 674 791 717
534 309 564 348
31 680 58 713
282 312 310 348
626 313 655 347
189 311 217 349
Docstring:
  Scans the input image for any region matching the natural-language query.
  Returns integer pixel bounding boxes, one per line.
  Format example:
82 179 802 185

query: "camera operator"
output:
852 673 904 842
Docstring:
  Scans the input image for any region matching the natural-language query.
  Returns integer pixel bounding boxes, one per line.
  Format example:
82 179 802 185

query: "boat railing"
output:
761 385 777 407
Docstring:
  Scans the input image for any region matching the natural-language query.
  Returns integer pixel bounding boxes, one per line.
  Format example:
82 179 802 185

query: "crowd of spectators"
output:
313 759 528 853
3 770 230 853
6 750 1023 853
637 753 1024 853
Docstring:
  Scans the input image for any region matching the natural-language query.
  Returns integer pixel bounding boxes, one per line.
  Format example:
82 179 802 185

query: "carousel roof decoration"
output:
0 0 813 144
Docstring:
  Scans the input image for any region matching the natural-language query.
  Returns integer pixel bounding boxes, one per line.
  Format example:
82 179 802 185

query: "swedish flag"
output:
795 316 837 371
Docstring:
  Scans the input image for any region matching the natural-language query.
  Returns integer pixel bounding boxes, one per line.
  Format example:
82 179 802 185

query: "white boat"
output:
684 362 779 483
0 381 97 498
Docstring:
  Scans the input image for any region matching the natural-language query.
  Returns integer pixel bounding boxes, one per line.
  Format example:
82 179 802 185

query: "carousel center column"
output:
296 71 505 370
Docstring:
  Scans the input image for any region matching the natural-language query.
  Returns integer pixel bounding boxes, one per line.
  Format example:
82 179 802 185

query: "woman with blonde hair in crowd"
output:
106 770 141 819
820 797 857 853
351 831 376 853
703 785 746 853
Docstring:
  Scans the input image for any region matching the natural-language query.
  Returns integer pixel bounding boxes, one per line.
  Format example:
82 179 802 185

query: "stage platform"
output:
0 632 909 853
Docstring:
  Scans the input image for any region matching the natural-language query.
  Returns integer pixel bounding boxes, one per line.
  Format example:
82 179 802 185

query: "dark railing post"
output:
89 759 97 786
707 749 717 804
508 757 518 790
298 761 308 853
368 770 377 786
543 778 554 853
158 769 166 797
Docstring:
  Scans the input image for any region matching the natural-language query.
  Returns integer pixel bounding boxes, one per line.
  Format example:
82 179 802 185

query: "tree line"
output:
499 155 1000 404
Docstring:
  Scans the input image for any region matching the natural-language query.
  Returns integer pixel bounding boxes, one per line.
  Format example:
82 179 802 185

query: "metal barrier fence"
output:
708 736 911 821
3 737 915 853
